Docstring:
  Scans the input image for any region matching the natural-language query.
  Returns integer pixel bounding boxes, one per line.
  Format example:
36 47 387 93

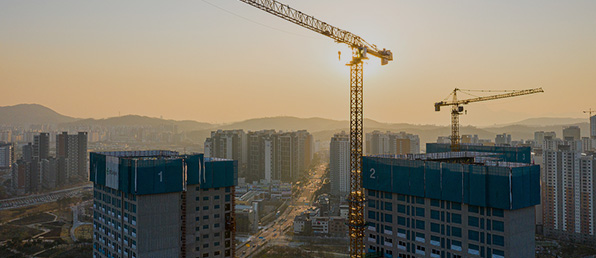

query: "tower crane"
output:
238 1 393 257
584 108 595 117
435 88 544 151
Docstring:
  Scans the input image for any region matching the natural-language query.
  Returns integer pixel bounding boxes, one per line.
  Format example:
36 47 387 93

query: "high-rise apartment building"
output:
41 158 57 190
494 133 511 145
11 159 30 195
563 126 581 142
22 143 33 162
33 132 50 160
57 132 88 181
534 131 556 147
363 150 540 258
247 130 277 183
543 148 596 244
90 151 237 258
330 132 349 197
242 130 313 183
205 130 247 177
366 131 420 155
0 142 13 169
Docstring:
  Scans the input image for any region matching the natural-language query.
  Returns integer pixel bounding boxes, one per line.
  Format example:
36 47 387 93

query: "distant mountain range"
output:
0 104 590 146
0 104 77 125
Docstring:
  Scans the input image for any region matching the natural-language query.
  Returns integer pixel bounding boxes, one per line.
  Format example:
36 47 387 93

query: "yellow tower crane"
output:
238 1 393 257
435 88 544 151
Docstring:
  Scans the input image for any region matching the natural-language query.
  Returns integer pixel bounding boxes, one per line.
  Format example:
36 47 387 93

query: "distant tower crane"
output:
238 1 393 257
435 88 544 151
584 108 595 117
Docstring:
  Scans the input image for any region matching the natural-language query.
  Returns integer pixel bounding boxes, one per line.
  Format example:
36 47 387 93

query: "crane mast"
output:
239 1 393 257
435 88 544 151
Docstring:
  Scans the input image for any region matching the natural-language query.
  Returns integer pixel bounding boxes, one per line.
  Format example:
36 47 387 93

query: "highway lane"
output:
236 163 326 257
0 183 92 211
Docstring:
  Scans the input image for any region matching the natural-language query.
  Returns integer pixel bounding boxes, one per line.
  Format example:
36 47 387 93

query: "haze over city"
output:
2 0 595 125
2 1 596 258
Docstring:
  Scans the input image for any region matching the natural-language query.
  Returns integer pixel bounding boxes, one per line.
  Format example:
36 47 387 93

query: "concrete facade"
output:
365 191 535 258
91 151 237 258
330 132 349 197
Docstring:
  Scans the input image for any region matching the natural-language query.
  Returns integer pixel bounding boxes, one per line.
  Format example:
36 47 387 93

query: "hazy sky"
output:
1 0 595 126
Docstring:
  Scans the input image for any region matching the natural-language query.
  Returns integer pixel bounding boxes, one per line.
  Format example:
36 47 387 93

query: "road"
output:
0 184 92 211
70 200 93 242
236 163 327 257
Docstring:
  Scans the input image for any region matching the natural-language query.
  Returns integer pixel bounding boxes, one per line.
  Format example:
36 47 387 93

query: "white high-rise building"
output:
330 132 350 198
544 147 596 244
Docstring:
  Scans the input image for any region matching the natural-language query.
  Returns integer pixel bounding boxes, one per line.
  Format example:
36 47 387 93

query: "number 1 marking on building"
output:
158 171 163 182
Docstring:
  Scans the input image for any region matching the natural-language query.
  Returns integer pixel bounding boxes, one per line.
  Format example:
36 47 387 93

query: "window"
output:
215 223 220 228
385 202 393 211
368 211 376 220
452 213 461 224
493 235 504 246
368 200 376 208
225 195 231 202
416 219 425 230
430 210 441 220
492 208 504 217
203 215 209 220
397 216 406 226
203 196 209 201
468 216 479 227
214 205 220 209
431 199 440 207
431 223 440 233
384 192 392 199
398 204 406 214
385 214 393 223
451 202 461 210
214 195 220 200
492 221 504 232
452 227 462 237
203 206 209 211
468 230 479 241
415 197 425 205
416 207 425 217
214 214 220 219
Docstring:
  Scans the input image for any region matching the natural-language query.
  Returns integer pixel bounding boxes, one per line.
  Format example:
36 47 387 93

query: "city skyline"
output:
2 0 595 126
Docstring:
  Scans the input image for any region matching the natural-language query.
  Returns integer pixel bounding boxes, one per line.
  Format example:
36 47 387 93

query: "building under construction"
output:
90 150 237 258
362 145 540 258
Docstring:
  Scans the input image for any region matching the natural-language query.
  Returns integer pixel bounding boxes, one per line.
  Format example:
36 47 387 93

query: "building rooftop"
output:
363 150 540 210
90 151 237 195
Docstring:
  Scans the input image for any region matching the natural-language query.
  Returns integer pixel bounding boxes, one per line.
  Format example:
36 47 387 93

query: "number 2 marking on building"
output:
158 171 163 182
370 168 376 179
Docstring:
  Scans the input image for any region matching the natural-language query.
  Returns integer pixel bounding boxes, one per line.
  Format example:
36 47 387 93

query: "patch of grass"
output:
51 244 92 258
8 212 55 226
0 225 43 241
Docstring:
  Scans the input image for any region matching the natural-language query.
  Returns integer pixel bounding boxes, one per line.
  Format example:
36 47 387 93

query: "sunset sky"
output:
1 0 595 126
